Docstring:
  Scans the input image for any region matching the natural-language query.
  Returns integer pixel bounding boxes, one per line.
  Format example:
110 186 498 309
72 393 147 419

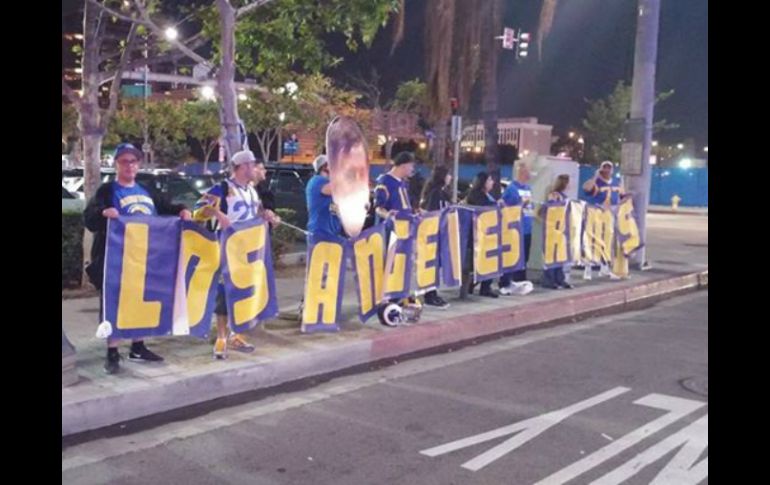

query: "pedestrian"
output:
418 165 452 309
84 143 192 374
463 171 501 298
542 174 575 290
193 150 281 359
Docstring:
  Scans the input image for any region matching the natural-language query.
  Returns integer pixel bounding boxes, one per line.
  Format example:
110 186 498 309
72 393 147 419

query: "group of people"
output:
83 139 627 374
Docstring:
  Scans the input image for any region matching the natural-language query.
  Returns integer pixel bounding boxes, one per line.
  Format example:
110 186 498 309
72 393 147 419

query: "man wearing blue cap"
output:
84 143 192 374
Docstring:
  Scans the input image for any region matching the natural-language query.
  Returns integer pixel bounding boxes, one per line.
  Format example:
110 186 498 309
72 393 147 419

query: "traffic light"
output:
516 32 530 59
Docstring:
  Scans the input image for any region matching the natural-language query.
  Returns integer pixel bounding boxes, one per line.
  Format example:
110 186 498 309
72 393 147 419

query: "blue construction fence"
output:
577 165 708 207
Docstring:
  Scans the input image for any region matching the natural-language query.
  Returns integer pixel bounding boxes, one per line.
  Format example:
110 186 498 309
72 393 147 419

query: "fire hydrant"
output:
671 194 681 211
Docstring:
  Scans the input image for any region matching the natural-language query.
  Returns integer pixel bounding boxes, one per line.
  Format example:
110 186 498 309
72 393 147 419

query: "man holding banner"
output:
306 155 343 243
581 161 626 280
193 150 280 359
84 143 192 375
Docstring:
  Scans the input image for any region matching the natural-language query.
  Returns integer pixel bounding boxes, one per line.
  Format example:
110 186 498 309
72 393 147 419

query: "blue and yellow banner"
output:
103 216 183 340
220 218 278 333
302 235 348 333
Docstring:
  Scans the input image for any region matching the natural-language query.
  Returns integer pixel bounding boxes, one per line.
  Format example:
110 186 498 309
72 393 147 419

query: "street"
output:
63 290 708 485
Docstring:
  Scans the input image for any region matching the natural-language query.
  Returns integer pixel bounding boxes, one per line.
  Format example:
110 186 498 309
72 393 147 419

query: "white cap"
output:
231 150 257 167
313 155 329 173
600 160 614 169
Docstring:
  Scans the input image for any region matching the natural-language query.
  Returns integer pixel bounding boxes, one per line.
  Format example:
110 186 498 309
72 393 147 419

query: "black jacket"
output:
83 182 186 288
420 186 452 212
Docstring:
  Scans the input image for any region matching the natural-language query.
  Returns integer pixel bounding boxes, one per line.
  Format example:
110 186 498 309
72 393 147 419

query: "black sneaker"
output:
479 288 499 298
104 351 121 374
129 342 164 362
424 293 450 309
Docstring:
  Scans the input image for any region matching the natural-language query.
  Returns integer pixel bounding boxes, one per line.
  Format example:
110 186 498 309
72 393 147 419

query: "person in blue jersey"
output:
463 171 502 298
542 174 575 290
498 160 536 296
373 151 416 223
581 160 627 280
193 150 281 359
306 154 343 243
84 143 192 375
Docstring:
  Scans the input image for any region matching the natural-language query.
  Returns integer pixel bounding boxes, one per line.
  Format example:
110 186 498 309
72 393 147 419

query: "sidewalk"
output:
648 204 708 215
62 213 708 436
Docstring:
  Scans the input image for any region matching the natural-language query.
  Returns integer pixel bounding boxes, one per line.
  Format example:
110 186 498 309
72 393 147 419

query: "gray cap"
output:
231 150 257 167
313 155 329 173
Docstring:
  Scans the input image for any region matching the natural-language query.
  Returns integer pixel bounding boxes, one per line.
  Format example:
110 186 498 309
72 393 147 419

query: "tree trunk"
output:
216 1 242 158
433 118 449 166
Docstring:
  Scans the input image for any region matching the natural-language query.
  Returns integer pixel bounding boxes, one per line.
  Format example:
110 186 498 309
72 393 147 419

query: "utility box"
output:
526 155 580 275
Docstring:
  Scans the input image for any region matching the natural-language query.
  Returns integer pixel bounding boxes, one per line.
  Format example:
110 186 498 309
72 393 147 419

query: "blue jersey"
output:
585 176 624 207
501 181 534 235
111 182 157 216
306 174 342 240
374 173 411 221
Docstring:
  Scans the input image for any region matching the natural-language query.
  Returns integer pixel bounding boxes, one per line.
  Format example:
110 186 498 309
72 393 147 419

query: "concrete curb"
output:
62 269 707 437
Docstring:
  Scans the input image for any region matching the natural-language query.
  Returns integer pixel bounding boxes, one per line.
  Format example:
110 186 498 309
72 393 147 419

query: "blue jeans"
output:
543 267 567 288
500 233 532 287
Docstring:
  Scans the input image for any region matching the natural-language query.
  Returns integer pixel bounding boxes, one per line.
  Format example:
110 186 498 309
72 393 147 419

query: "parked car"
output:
61 186 85 213
62 168 202 209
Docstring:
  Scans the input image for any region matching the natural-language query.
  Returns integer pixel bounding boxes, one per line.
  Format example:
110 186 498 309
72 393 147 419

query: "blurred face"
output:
484 176 494 193
234 161 256 182
253 162 267 183
518 164 531 182
330 142 370 238
444 173 452 187
397 162 415 179
115 154 140 183
600 164 613 179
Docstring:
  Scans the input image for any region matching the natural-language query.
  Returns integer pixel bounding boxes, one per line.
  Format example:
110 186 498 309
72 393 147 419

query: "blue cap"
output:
114 143 144 161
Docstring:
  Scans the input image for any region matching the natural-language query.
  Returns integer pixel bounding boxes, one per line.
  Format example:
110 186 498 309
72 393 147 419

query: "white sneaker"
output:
499 286 513 296
510 281 534 295
609 272 622 280
599 264 612 277
583 267 592 280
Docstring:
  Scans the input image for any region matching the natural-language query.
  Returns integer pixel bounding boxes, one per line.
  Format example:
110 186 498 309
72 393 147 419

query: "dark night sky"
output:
63 0 707 147
332 0 708 148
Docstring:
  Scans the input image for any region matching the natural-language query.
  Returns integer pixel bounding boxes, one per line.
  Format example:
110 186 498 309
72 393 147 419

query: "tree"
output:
183 100 221 172
239 73 362 160
581 81 677 165
107 98 190 166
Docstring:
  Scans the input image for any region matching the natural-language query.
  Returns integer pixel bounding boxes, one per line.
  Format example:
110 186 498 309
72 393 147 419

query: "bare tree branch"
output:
101 23 139 132
236 0 277 19
87 0 213 69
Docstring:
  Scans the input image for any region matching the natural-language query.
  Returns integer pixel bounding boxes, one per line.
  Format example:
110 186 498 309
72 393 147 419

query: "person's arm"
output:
373 184 395 219
583 170 601 195
192 184 227 226
83 184 113 232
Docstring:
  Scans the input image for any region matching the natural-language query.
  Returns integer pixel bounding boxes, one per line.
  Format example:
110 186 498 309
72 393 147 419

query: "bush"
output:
62 212 84 289
272 208 299 265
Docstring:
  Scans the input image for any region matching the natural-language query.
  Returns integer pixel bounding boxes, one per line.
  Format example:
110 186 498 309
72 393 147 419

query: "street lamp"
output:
164 27 179 41
568 132 575 139
703 146 708 153
201 85 215 101
677 143 684 150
